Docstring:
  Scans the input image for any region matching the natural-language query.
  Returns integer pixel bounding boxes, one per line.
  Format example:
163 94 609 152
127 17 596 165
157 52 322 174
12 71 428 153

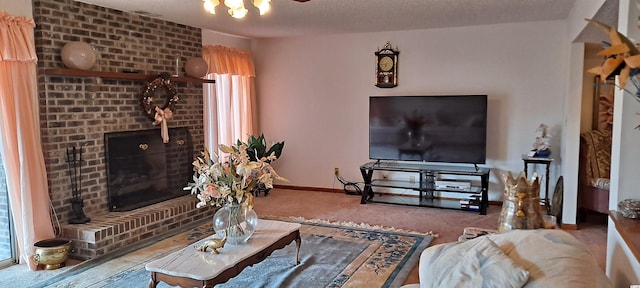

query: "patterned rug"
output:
31 217 435 288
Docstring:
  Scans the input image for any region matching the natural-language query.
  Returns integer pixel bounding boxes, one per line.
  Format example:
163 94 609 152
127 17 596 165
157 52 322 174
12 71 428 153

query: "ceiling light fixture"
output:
202 0 270 19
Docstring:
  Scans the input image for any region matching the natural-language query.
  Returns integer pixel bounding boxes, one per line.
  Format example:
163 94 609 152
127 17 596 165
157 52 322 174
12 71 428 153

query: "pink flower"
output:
203 184 220 198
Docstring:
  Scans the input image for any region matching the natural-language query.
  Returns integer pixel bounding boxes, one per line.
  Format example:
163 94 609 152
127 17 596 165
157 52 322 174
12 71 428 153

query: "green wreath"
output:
140 73 179 125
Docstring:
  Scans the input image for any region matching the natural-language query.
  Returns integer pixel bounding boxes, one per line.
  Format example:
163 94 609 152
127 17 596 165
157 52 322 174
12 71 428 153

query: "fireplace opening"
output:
104 127 193 211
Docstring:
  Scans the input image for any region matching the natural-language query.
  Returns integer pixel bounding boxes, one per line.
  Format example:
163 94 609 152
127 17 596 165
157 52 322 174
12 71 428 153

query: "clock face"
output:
379 56 394 72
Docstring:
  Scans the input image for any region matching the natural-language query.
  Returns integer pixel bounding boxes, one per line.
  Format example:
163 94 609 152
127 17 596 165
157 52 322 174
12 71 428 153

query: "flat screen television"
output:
369 95 487 164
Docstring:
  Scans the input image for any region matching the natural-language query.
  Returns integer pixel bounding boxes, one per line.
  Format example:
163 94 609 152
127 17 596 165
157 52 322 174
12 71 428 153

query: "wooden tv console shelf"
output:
359 161 490 215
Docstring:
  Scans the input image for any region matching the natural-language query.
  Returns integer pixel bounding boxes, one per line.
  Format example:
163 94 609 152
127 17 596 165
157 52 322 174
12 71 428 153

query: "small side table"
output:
522 154 554 214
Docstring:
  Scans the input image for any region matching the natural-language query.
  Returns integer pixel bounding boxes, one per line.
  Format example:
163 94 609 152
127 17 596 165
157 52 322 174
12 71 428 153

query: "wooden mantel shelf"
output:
610 210 640 263
43 68 215 84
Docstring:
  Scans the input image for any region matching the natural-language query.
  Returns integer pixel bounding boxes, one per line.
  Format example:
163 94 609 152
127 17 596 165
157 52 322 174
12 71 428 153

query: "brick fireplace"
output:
104 127 193 212
33 0 215 259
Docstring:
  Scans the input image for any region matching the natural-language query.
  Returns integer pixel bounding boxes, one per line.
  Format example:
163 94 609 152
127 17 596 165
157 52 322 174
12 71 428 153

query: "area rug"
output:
31 217 435 288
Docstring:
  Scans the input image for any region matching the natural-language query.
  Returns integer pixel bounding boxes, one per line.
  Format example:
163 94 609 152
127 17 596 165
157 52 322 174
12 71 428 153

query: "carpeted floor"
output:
14 217 433 288
252 189 608 285
0 188 607 287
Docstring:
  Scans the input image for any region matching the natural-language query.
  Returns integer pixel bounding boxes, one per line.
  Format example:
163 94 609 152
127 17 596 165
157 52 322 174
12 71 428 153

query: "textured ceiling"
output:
76 0 578 39
574 0 618 44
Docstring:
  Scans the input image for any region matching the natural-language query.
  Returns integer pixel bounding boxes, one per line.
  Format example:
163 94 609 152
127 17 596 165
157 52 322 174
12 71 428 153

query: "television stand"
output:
359 161 490 215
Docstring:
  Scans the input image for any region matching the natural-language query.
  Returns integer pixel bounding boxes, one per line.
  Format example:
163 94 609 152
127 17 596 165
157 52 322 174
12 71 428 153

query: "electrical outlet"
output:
409 176 415 183
334 167 339 175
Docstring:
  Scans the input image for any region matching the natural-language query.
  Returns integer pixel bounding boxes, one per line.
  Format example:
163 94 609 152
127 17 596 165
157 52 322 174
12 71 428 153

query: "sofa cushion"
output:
488 230 610 287
420 236 529 288
590 177 610 190
419 230 611 288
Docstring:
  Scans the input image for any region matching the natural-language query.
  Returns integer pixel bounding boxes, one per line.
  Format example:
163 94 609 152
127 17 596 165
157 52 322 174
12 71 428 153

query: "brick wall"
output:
33 0 206 224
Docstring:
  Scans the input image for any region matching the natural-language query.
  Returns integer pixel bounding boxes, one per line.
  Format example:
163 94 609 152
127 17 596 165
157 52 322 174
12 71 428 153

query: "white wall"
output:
610 83 640 208
0 0 32 18
606 0 640 284
611 0 640 207
607 218 640 286
567 0 607 42
252 21 567 202
562 0 611 226
564 42 585 226
202 30 251 50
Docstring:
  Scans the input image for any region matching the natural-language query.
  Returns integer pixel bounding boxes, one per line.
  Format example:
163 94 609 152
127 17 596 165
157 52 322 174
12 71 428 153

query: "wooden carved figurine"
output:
195 228 228 254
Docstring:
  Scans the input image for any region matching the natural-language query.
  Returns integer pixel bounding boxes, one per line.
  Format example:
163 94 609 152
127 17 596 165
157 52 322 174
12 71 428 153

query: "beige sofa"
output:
403 229 609 287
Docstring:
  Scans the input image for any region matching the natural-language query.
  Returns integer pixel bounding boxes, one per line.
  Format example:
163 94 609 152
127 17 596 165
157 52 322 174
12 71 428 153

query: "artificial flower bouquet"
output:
184 140 287 209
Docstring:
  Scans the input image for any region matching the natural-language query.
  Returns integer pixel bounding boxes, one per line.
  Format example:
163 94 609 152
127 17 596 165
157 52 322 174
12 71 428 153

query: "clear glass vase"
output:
213 203 258 245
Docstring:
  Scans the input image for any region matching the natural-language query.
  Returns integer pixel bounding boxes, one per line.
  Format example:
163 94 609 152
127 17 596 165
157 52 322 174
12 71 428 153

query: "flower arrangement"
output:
184 140 287 209
532 123 551 152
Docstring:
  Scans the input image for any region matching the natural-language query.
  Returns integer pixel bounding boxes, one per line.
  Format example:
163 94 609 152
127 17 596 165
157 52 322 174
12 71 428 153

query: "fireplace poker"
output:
66 147 81 200
66 146 90 224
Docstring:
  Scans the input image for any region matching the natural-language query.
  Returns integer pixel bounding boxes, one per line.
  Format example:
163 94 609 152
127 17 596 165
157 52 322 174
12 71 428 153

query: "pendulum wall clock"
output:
375 41 399 88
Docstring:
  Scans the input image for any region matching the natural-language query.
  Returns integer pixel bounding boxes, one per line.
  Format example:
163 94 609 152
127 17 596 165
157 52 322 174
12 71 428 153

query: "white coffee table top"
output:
145 219 301 281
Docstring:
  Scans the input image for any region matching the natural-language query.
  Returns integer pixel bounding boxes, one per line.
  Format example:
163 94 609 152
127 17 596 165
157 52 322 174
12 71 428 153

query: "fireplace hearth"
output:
104 127 193 211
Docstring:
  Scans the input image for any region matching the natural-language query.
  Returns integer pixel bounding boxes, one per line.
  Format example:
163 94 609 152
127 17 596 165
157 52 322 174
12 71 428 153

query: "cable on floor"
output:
335 174 362 195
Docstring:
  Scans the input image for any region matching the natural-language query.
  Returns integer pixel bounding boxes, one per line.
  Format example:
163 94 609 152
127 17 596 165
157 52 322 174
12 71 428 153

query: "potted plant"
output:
242 134 285 196
243 134 284 163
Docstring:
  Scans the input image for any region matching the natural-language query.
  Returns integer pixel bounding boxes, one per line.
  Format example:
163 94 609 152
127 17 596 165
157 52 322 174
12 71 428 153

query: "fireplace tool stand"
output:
67 146 90 224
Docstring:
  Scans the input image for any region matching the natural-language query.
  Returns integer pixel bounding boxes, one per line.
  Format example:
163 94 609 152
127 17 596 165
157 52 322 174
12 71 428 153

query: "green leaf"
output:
244 134 284 162
266 142 285 159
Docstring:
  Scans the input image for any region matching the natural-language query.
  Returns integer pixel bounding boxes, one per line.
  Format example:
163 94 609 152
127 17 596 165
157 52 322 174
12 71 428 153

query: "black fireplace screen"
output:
104 127 193 211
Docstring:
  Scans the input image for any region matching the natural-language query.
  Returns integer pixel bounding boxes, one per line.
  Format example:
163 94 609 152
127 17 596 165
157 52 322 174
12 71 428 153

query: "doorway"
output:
577 43 613 226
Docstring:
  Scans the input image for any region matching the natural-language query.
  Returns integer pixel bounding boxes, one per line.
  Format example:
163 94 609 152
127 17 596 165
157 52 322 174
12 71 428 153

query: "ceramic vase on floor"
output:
213 203 258 244
498 172 544 232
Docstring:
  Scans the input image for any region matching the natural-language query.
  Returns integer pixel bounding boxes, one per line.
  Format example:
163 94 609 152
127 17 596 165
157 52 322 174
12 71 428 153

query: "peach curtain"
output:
202 45 257 152
0 12 55 270
202 45 255 76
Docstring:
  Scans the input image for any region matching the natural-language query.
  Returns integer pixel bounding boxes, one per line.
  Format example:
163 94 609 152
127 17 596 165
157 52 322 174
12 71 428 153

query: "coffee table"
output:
145 219 301 288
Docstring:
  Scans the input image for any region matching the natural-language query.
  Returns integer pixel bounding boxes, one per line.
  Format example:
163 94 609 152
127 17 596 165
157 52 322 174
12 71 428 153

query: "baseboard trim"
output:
560 223 578 230
274 184 344 194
